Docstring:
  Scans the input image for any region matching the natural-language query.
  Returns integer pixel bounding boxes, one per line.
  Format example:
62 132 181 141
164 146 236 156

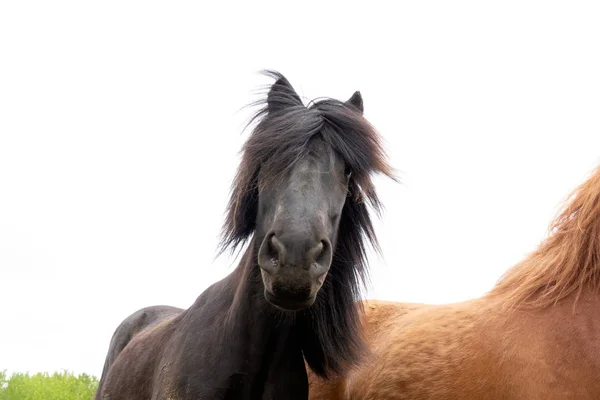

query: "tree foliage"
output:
0 370 98 400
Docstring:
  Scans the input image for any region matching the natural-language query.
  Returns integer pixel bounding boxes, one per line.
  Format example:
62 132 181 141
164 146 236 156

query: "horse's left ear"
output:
267 73 303 114
345 91 364 114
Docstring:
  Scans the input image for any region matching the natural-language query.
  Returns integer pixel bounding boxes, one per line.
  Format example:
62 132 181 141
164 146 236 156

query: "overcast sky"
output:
1 1 599 379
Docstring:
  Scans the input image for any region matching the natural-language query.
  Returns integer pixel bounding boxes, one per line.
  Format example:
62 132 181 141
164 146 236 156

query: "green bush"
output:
0 370 98 400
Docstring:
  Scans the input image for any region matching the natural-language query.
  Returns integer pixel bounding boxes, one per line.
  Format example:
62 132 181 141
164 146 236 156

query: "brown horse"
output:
308 164 600 399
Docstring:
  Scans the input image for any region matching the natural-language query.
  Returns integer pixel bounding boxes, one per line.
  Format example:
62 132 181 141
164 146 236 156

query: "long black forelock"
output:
219 71 396 258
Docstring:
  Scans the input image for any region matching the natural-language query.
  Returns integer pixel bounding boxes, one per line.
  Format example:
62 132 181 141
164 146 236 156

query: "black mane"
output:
220 70 396 378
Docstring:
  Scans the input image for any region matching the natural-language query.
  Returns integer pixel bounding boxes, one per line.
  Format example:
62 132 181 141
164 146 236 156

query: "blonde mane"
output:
488 165 600 310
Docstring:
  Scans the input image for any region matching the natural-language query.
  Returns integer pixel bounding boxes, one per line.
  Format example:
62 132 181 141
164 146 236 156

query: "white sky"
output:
1 0 599 379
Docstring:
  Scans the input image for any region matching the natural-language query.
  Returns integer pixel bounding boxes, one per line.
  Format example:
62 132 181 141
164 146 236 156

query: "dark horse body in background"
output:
94 71 396 399
95 305 183 394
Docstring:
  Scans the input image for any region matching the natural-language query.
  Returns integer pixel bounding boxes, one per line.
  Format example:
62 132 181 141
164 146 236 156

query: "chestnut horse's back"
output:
307 299 430 399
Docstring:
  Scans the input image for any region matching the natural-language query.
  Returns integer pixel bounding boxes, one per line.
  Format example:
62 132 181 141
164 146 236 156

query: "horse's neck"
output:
550 287 600 325
179 249 306 398
226 251 299 356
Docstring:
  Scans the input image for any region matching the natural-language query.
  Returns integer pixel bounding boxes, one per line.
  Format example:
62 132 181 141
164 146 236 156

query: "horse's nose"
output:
258 233 332 277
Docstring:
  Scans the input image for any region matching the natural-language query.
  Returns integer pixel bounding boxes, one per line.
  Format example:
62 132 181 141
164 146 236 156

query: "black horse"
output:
94 71 396 399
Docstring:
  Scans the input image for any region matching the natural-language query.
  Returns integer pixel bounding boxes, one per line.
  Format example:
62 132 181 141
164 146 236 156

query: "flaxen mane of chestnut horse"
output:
308 164 600 399
94 71 395 399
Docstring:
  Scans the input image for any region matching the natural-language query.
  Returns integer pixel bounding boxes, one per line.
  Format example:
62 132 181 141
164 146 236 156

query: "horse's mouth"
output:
264 289 316 311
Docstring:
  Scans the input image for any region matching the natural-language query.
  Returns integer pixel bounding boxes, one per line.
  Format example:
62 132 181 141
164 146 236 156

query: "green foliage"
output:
0 370 98 400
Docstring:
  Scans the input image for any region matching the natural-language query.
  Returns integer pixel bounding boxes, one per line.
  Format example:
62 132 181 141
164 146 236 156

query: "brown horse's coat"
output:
309 165 600 399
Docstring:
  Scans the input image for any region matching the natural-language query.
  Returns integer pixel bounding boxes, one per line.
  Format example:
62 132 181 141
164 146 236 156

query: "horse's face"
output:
256 137 348 311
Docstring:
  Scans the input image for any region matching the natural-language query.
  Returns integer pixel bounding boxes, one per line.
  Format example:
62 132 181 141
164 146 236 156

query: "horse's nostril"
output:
315 239 332 267
268 236 276 255
259 233 283 273
270 235 285 256
315 241 325 261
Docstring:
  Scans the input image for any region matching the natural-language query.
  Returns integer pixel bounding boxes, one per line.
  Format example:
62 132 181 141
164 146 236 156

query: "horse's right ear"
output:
345 91 364 114
266 72 303 114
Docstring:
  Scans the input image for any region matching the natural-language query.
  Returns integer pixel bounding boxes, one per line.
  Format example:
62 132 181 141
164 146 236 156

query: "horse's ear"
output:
345 91 364 114
267 74 303 114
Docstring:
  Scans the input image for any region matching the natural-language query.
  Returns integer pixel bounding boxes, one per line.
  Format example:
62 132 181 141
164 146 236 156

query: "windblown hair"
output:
219 70 396 378
489 165 600 310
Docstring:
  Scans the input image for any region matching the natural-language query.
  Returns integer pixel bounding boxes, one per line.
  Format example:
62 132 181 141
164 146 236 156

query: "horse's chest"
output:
160 363 307 400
